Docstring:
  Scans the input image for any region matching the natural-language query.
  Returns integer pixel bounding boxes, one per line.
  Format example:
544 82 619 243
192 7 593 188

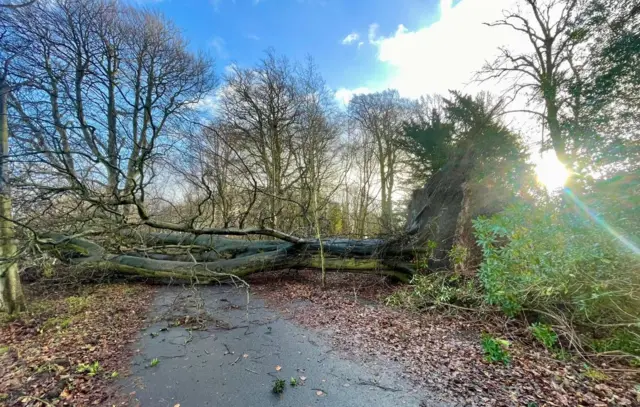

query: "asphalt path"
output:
124 285 452 407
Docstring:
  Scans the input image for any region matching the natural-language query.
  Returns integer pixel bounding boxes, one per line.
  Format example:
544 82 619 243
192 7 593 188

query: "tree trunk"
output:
42 232 416 284
0 82 25 314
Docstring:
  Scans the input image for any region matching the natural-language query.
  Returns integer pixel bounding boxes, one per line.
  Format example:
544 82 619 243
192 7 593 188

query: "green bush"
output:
385 272 482 310
480 334 511 365
473 199 640 355
530 323 558 350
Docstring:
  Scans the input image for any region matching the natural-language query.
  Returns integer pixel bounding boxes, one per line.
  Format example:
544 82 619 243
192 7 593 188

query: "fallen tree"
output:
40 231 418 284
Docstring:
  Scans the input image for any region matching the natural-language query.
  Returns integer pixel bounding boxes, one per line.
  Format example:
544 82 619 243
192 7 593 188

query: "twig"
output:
223 343 233 355
245 368 259 374
230 356 240 365
20 396 55 406
357 380 401 392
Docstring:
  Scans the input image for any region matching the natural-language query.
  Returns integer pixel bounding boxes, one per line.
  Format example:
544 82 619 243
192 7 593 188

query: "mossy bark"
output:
51 236 415 284
0 83 26 314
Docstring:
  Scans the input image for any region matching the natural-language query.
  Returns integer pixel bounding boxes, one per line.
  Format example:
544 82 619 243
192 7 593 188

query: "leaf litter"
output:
251 270 639 406
0 283 155 406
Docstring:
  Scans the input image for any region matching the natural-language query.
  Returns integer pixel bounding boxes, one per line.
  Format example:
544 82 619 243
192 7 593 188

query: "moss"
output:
583 366 609 381
42 316 73 331
310 256 412 283
57 243 90 256
66 296 90 314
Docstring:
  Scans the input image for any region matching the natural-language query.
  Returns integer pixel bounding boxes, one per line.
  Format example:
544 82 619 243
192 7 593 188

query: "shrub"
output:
530 323 558 350
481 334 511 365
385 272 482 310
474 199 640 355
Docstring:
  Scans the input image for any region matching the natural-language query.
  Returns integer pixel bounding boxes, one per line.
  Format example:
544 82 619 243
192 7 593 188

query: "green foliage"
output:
289 377 297 387
449 244 469 266
272 378 286 394
530 323 558 350
42 316 72 332
583 365 609 381
385 272 481 310
65 296 90 314
150 358 160 367
474 196 640 355
480 334 511 365
76 361 101 376
590 330 640 356
400 92 530 187
412 240 438 272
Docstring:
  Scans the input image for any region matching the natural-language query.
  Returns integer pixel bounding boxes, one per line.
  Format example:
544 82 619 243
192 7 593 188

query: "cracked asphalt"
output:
123 285 452 407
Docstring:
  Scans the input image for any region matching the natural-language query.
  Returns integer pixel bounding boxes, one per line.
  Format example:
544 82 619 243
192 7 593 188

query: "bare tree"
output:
6 0 213 229
219 51 302 229
348 90 410 234
292 57 343 232
0 9 28 312
481 0 584 167
0 0 36 9
0 1 442 296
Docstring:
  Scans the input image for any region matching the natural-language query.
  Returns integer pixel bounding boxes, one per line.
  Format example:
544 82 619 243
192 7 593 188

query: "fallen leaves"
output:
0 284 155 406
253 271 640 407
275 365 282 371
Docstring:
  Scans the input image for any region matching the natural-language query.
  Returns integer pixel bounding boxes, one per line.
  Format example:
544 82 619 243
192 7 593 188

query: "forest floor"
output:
1 273 638 406
0 283 155 406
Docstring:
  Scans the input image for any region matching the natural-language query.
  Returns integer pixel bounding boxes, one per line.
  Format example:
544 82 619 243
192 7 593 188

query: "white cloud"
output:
191 94 218 115
246 34 260 41
334 87 373 106
357 41 364 48
209 36 228 59
223 63 237 76
341 32 360 45
370 0 523 98
368 23 379 44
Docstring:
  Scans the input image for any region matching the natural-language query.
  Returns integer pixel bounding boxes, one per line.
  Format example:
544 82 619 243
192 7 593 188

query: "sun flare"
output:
534 152 569 192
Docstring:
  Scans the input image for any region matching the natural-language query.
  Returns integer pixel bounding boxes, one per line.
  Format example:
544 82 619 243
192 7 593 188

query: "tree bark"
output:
43 232 415 284
0 81 25 313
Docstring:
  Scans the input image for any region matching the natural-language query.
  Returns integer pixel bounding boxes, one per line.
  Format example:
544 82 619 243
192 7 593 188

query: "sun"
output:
534 152 569 192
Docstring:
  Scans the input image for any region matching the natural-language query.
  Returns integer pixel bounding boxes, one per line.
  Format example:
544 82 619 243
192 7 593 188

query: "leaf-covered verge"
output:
252 271 640 407
0 284 155 406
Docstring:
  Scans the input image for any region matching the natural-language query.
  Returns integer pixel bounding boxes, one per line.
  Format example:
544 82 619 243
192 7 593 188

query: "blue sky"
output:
141 0 519 103
143 0 442 92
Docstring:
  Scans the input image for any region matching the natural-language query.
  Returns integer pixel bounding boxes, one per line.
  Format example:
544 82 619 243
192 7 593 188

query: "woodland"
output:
0 0 638 394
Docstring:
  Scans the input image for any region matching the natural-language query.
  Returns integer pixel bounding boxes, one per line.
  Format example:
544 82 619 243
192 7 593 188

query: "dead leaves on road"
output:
253 271 639 406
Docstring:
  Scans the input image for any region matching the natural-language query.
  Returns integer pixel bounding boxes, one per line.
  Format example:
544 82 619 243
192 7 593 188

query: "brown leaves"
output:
254 271 639 407
275 365 282 371
0 284 155 406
